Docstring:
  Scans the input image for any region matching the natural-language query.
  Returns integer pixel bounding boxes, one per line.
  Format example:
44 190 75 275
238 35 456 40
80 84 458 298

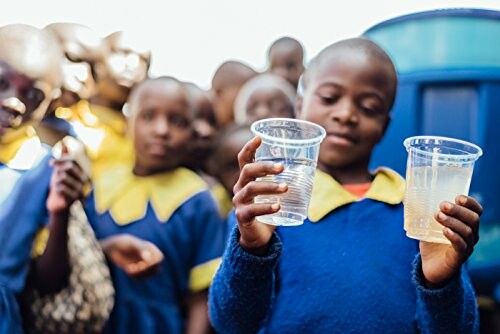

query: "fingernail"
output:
444 202 452 210
271 203 280 211
274 163 282 171
278 183 287 191
438 212 447 220
458 196 467 205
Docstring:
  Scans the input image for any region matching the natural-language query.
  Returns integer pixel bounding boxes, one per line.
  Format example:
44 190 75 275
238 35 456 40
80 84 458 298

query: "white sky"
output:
2 0 500 88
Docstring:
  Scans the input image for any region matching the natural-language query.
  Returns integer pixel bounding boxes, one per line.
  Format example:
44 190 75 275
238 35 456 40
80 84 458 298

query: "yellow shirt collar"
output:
308 168 405 222
0 126 44 169
94 165 207 225
56 100 127 135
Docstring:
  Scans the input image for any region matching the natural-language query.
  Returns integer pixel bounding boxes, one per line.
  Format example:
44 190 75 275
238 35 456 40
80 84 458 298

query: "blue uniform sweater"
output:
208 169 479 334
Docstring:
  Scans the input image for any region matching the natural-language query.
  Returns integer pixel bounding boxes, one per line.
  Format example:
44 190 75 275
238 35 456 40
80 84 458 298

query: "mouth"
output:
147 143 171 156
325 132 357 147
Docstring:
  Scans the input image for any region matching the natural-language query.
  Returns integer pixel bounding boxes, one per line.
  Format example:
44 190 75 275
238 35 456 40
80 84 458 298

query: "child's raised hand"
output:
46 144 88 213
233 137 288 256
100 234 164 278
419 195 482 288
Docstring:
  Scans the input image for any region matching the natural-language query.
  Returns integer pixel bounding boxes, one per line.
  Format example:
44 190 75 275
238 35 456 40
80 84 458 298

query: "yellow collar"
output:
94 165 207 225
308 168 405 222
0 126 45 169
56 100 127 135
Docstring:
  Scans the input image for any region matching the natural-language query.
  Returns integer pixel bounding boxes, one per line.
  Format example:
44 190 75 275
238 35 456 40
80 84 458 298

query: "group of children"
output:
0 21 484 334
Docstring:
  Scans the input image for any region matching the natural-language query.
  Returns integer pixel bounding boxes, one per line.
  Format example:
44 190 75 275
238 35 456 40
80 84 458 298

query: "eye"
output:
170 114 189 127
0 77 9 91
140 109 155 121
24 88 45 105
319 94 339 105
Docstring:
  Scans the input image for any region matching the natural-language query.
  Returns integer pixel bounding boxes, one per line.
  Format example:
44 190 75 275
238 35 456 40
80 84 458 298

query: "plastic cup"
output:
403 136 482 244
250 118 326 226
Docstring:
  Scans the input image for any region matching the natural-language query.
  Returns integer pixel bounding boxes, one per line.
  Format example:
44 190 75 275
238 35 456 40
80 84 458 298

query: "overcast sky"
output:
3 0 500 88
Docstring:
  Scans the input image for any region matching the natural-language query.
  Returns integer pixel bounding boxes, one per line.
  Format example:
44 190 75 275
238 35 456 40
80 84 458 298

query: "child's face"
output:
213 129 254 195
191 93 218 164
212 84 239 128
270 47 304 89
132 83 193 175
299 51 394 170
245 88 294 123
0 61 47 139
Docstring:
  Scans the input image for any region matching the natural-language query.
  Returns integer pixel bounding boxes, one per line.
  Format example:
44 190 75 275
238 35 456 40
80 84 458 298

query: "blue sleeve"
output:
186 191 227 292
0 155 52 293
208 223 282 334
413 255 479 334
0 286 23 334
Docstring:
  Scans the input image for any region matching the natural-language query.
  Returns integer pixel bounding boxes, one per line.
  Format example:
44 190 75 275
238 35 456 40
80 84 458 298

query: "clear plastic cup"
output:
403 136 482 244
250 118 326 226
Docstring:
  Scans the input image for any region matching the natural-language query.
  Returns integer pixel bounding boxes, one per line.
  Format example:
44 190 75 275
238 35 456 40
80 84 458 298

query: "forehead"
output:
270 45 302 62
310 50 395 97
248 86 289 102
137 82 189 106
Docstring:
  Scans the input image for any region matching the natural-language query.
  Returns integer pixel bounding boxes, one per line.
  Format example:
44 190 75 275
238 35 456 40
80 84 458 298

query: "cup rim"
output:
250 118 326 146
403 135 483 160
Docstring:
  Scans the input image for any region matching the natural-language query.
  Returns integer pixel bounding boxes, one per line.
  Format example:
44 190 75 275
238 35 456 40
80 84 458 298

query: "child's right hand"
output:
233 137 288 256
100 234 164 278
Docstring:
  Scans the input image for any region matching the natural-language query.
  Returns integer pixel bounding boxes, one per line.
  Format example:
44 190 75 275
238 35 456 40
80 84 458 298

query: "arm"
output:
34 154 87 294
208 224 282 334
416 195 482 333
185 291 210 334
209 136 288 333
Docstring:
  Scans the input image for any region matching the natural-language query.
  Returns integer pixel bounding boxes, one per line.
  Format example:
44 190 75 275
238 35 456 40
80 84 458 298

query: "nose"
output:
331 98 358 125
153 117 169 136
194 120 214 139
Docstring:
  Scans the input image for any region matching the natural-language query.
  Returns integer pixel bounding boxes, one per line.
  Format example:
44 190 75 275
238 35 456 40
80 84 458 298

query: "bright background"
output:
2 0 500 88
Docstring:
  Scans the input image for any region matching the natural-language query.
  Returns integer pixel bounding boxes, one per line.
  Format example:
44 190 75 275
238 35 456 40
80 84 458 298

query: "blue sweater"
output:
208 169 479 334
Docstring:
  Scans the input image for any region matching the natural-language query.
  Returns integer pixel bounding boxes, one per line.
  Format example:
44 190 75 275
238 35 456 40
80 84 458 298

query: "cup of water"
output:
250 118 326 226
403 136 482 244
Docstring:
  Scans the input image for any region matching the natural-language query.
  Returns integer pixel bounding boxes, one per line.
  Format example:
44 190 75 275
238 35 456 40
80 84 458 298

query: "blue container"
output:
364 8 500 299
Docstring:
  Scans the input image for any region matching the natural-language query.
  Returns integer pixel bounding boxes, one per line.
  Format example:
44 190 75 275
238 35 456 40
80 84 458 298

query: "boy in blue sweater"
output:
209 37 482 333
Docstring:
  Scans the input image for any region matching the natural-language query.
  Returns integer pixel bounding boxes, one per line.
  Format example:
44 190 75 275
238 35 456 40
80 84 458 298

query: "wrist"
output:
239 237 270 256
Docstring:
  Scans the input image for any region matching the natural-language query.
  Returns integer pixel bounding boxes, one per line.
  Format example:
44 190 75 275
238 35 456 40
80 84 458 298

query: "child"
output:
86 76 226 333
211 60 257 129
233 73 296 125
207 124 254 204
267 36 305 90
209 38 482 333
0 24 89 333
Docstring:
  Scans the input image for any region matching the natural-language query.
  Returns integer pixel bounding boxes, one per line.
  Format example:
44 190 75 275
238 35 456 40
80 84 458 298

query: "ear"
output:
294 95 303 119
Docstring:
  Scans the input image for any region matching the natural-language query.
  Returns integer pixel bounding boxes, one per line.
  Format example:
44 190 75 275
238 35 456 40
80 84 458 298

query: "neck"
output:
133 164 177 177
90 96 124 112
317 160 372 185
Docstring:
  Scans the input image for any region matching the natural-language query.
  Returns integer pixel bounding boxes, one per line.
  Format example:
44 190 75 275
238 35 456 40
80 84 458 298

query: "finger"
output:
237 137 261 170
234 181 287 205
435 211 475 248
455 195 483 216
443 227 470 258
145 243 164 263
54 160 88 184
55 170 84 193
235 203 280 226
56 184 80 202
234 161 284 194
439 201 480 242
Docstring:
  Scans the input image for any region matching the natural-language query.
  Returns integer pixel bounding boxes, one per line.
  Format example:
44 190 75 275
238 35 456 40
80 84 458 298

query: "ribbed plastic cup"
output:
251 118 326 226
403 136 482 243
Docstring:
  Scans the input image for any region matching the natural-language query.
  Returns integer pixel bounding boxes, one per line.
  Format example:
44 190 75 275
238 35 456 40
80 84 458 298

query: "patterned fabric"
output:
21 201 114 334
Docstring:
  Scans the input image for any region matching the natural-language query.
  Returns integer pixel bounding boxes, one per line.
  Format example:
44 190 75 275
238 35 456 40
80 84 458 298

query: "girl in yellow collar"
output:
86 76 226 334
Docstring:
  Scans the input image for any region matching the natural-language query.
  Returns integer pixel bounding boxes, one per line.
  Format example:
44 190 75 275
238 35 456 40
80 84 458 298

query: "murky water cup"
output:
250 118 326 226
403 136 482 244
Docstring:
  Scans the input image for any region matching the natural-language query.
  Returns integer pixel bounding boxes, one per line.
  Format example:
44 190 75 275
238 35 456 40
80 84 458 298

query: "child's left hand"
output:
419 195 482 289
46 145 88 213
